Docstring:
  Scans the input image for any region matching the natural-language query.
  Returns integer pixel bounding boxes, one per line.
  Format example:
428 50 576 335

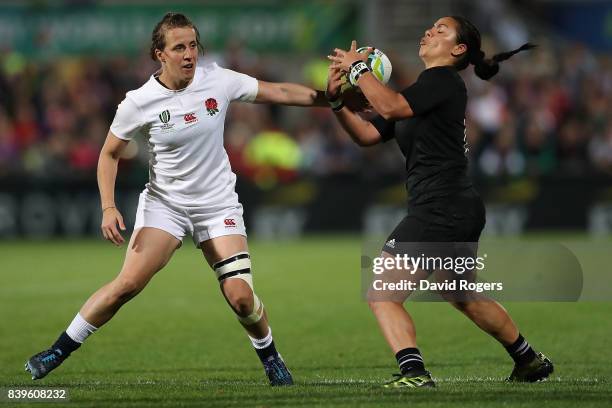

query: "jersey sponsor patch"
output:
385 238 396 249
224 218 237 227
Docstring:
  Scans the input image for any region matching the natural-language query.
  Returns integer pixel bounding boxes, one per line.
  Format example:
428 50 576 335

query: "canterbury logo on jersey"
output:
224 218 236 227
184 113 197 123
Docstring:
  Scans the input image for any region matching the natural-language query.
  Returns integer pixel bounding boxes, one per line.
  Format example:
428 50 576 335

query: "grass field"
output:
1 235 610 407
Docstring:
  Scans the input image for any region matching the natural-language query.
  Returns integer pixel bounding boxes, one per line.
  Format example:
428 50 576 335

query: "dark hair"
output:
150 12 203 61
451 16 535 80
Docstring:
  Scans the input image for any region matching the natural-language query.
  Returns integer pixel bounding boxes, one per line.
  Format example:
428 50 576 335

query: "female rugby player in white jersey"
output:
25 12 330 386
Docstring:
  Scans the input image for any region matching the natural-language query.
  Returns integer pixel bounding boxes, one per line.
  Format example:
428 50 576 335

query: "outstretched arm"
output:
254 81 328 107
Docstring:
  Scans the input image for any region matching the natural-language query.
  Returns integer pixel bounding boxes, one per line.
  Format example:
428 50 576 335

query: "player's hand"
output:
327 65 371 112
101 207 126 246
326 65 344 101
327 40 372 73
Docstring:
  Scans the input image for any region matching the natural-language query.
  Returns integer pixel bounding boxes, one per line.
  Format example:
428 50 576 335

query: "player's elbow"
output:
355 137 378 147
270 83 297 105
379 110 393 121
351 124 382 146
102 141 127 161
100 148 120 161
379 107 411 121
378 95 413 121
353 132 381 147
100 134 128 161
275 85 290 103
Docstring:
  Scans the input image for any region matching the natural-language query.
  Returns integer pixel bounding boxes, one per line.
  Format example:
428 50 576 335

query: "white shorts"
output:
134 191 247 247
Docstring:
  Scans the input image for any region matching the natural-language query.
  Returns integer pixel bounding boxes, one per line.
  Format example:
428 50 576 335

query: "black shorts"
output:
373 188 485 300
383 187 486 253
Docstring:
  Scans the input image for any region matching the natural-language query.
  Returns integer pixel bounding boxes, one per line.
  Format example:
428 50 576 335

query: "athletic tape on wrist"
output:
329 98 344 111
349 61 370 86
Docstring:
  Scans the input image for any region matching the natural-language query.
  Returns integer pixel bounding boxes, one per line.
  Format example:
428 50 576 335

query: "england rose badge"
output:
205 98 219 116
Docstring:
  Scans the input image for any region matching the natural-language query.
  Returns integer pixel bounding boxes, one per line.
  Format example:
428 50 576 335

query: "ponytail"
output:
472 43 537 80
451 16 536 81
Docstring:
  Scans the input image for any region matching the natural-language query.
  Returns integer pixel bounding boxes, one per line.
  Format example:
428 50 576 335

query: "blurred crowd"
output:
1 37 611 186
464 41 612 180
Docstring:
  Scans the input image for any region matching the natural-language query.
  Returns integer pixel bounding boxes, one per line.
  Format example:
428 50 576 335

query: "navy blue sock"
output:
255 340 278 362
395 347 426 375
51 332 81 358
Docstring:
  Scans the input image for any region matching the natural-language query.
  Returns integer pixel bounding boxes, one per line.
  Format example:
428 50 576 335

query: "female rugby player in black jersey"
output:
327 16 552 388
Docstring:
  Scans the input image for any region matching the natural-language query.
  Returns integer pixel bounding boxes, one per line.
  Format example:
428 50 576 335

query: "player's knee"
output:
450 300 478 315
222 281 254 316
229 293 254 317
368 300 400 314
213 252 264 325
109 278 144 305
367 300 380 312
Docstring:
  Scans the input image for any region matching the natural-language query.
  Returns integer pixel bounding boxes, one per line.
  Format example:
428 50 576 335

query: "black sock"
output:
395 347 426 375
51 332 81 359
505 333 537 365
255 340 278 363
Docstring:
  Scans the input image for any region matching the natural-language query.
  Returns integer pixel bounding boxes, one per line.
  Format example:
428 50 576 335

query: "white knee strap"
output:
213 252 252 282
240 293 264 325
213 252 264 325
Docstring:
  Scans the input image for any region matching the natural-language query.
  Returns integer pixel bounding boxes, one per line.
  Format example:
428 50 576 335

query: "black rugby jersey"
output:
371 65 472 206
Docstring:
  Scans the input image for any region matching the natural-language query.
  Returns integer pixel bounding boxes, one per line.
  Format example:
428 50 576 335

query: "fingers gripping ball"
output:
348 47 392 87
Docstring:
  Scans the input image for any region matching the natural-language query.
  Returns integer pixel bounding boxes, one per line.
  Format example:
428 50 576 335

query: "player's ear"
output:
155 49 166 63
451 43 467 58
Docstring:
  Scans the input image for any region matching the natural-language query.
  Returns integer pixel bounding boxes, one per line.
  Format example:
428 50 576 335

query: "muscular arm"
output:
97 132 129 209
357 72 414 120
333 107 383 147
254 81 328 107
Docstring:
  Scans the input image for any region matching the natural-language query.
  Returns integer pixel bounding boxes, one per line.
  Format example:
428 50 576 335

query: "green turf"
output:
1 236 610 407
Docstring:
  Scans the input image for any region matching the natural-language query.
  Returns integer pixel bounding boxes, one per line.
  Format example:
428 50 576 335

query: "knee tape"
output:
213 252 264 325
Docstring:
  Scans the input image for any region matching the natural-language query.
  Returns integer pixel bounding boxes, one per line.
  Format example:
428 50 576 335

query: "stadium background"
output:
1 0 611 407
1 0 611 238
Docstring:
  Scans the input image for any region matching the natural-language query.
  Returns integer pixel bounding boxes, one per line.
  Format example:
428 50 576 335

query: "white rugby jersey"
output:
110 63 258 209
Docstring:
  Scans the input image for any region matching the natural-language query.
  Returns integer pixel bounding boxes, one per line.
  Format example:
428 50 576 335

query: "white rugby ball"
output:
357 46 392 84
